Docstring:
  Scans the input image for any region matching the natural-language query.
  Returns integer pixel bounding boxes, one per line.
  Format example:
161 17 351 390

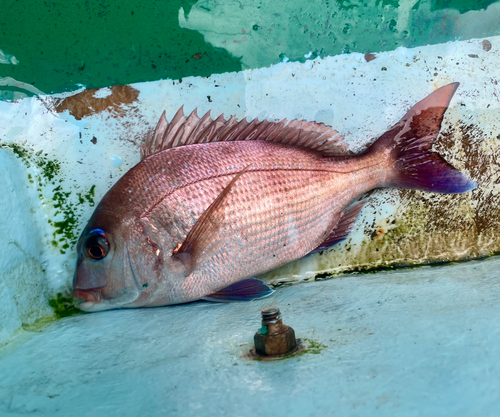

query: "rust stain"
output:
261 119 500 284
54 85 140 120
364 53 376 62
355 121 500 267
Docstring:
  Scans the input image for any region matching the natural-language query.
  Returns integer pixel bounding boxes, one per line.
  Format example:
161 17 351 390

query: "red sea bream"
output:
73 83 476 312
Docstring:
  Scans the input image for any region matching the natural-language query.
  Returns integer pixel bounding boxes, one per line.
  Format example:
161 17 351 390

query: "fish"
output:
73 82 476 312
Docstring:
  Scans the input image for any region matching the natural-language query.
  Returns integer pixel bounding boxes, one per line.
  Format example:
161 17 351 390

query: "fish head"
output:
73 212 143 312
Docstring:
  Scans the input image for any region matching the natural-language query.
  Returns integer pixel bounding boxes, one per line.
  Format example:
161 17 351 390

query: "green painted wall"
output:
0 0 241 98
0 0 499 98
180 0 500 69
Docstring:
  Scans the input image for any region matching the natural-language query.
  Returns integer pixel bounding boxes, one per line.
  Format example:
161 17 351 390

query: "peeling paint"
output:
180 0 500 70
54 85 140 120
0 48 19 65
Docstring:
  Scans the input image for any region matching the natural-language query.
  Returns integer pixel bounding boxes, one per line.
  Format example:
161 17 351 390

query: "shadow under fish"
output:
73 82 476 312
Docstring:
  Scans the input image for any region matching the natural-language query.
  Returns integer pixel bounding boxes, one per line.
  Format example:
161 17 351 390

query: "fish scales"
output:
124 141 378 304
73 83 477 311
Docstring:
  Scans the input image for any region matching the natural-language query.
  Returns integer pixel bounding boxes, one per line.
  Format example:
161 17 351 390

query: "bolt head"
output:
254 326 297 356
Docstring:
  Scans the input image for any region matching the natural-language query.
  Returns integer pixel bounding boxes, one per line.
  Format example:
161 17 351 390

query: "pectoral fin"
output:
172 166 250 274
202 278 274 302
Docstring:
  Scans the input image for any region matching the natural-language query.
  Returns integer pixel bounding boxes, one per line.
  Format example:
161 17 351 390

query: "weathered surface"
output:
1 257 499 416
271 119 500 283
54 85 140 120
0 36 499 342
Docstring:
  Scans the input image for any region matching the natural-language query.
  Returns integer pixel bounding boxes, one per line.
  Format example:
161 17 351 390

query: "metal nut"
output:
254 307 297 357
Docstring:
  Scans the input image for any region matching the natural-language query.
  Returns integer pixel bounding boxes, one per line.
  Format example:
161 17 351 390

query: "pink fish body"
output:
73 83 476 312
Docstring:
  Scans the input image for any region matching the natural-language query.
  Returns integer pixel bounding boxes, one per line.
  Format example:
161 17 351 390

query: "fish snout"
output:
73 288 102 303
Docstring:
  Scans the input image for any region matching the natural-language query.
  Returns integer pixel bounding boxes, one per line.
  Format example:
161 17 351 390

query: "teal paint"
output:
431 0 500 13
0 0 241 98
181 0 500 69
0 0 499 97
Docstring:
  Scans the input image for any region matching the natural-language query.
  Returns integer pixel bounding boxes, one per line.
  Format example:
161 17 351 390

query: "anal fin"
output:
202 278 274 302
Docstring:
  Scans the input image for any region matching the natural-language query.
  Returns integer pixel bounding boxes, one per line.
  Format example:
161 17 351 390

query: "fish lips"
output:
73 257 107 308
72 254 143 312
73 288 102 303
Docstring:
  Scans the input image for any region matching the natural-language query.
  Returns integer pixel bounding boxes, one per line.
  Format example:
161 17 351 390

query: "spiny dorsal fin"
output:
172 165 251 275
141 107 350 159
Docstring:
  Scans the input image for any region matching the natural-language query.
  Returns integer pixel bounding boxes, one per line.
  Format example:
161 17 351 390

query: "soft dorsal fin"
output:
172 165 250 274
311 193 372 254
141 107 350 159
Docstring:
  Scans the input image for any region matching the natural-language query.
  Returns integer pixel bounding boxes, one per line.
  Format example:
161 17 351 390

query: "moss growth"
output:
249 338 328 362
48 293 83 319
0 142 96 254
21 316 56 333
302 338 327 355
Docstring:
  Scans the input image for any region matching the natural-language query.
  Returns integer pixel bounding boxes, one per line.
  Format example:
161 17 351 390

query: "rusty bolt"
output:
254 307 297 357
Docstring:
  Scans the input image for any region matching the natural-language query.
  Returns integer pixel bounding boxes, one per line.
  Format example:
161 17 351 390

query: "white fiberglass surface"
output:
1 257 499 416
1 36 500 345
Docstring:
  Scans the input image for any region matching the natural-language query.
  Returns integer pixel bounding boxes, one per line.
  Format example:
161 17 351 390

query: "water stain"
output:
54 85 139 120
261 119 500 284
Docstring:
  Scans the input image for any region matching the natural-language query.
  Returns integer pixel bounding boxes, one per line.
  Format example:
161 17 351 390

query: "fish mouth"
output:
77 300 117 312
73 288 107 312
73 286 142 312
73 288 102 303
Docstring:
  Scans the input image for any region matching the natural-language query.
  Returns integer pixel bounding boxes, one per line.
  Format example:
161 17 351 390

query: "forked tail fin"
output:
368 82 477 194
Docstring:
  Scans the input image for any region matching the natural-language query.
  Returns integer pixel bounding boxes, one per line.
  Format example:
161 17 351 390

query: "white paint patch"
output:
0 48 19 65
93 87 112 99
0 35 499 344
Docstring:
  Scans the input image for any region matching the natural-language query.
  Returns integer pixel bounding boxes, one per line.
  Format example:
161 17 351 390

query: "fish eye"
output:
84 231 109 261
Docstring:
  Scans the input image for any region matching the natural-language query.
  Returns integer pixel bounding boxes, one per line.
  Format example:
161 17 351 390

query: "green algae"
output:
21 316 56 333
77 185 96 206
302 338 327 355
249 338 327 361
15 294 81 335
48 292 83 319
0 143 95 254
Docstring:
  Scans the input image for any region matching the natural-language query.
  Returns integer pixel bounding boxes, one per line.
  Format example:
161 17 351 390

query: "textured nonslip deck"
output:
1 257 499 417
